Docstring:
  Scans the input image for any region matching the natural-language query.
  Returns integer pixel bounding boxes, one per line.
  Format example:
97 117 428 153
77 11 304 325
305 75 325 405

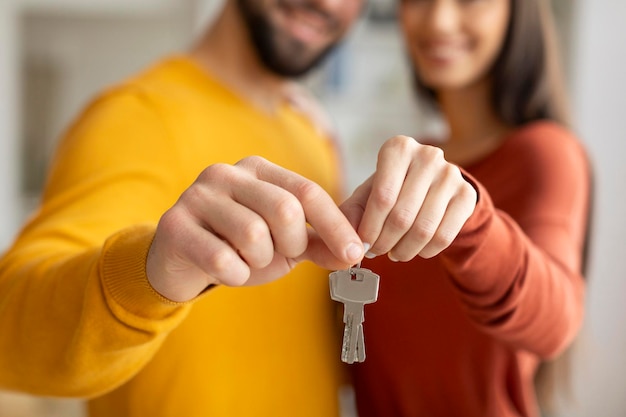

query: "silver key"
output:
329 267 380 364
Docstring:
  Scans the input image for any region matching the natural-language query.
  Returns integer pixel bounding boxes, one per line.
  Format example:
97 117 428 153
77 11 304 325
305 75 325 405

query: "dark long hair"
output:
414 0 569 127
412 0 591 413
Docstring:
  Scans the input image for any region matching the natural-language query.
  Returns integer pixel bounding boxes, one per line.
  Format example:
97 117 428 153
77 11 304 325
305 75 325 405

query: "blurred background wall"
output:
0 0 20 251
0 0 624 416
570 0 626 415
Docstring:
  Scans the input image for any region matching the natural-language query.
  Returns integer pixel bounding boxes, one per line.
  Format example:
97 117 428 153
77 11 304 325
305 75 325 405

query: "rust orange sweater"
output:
352 122 590 417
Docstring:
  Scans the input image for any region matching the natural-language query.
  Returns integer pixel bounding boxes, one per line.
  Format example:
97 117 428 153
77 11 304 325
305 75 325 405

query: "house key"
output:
329 264 380 364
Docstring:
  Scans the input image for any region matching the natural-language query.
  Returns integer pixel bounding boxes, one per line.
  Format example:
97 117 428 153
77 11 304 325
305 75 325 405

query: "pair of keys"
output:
329 264 380 364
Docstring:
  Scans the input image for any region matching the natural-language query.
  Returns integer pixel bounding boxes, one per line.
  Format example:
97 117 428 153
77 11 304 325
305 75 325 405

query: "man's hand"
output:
146 156 364 302
341 136 477 262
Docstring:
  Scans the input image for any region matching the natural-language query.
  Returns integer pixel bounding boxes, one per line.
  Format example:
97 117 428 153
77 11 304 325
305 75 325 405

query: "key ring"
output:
350 261 360 272
350 243 368 274
349 260 362 277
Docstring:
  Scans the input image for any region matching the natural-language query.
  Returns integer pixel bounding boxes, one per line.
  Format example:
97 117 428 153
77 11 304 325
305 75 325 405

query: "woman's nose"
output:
427 0 461 34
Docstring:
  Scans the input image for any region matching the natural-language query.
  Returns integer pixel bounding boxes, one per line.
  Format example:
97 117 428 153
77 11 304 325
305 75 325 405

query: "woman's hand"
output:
341 135 477 262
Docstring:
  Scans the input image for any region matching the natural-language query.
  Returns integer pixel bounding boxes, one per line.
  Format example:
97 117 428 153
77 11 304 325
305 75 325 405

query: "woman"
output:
340 0 591 415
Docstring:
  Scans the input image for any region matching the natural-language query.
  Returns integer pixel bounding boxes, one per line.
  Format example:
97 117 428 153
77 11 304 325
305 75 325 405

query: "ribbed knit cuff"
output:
100 224 188 321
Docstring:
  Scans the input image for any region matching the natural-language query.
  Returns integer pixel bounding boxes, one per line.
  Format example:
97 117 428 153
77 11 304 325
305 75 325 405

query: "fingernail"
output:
346 243 363 261
388 253 399 262
363 242 376 259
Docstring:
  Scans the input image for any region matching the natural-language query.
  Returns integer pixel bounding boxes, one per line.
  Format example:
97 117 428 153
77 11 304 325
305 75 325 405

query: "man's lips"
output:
277 0 335 44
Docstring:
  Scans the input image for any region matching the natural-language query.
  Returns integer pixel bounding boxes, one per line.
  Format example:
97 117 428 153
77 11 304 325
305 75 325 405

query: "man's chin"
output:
264 45 334 77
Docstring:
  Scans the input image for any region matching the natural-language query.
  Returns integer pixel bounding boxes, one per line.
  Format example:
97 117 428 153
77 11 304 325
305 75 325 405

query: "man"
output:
0 1 365 416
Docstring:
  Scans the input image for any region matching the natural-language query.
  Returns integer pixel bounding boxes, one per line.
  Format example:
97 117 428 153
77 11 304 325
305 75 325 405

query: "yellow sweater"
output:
0 56 345 416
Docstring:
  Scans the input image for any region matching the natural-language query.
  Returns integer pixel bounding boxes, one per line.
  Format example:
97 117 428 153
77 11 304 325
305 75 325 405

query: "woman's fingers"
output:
355 136 416 249
417 179 477 258
348 136 477 262
388 167 476 261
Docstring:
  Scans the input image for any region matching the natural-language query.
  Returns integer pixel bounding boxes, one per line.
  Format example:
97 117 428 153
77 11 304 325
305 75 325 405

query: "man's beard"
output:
237 0 339 77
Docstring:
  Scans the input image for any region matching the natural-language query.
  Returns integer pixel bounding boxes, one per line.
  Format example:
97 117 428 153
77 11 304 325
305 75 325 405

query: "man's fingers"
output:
230 174 308 260
295 228 355 271
194 161 308 261
240 156 364 265
188 193 275 270
156 207 251 287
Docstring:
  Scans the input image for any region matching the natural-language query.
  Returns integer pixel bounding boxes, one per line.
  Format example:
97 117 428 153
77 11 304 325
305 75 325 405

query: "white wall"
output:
193 0 225 33
0 0 20 251
17 2 196 218
569 1 626 416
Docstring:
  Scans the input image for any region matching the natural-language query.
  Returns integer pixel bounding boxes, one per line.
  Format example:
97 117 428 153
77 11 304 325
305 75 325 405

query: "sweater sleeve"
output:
0 88 195 396
440 127 590 360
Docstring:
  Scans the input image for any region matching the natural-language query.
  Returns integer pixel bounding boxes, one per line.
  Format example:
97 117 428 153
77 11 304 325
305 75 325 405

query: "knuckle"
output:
442 164 461 184
181 183 210 207
459 182 477 204
392 134 416 148
159 207 187 238
420 231 455 258
388 207 415 231
206 247 238 276
240 218 269 245
370 185 397 211
443 163 458 179
417 145 445 166
236 155 265 168
293 179 324 205
235 155 263 165
199 163 231 182
430 145 446 160
382 135 416 157
273 195 303 225
431 229 456 250
412 218 438 241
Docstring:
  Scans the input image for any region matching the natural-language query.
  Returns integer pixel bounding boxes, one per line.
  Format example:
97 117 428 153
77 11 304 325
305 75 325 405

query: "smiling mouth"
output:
278 0 336 43
426 47 460 60
419 42 467 64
